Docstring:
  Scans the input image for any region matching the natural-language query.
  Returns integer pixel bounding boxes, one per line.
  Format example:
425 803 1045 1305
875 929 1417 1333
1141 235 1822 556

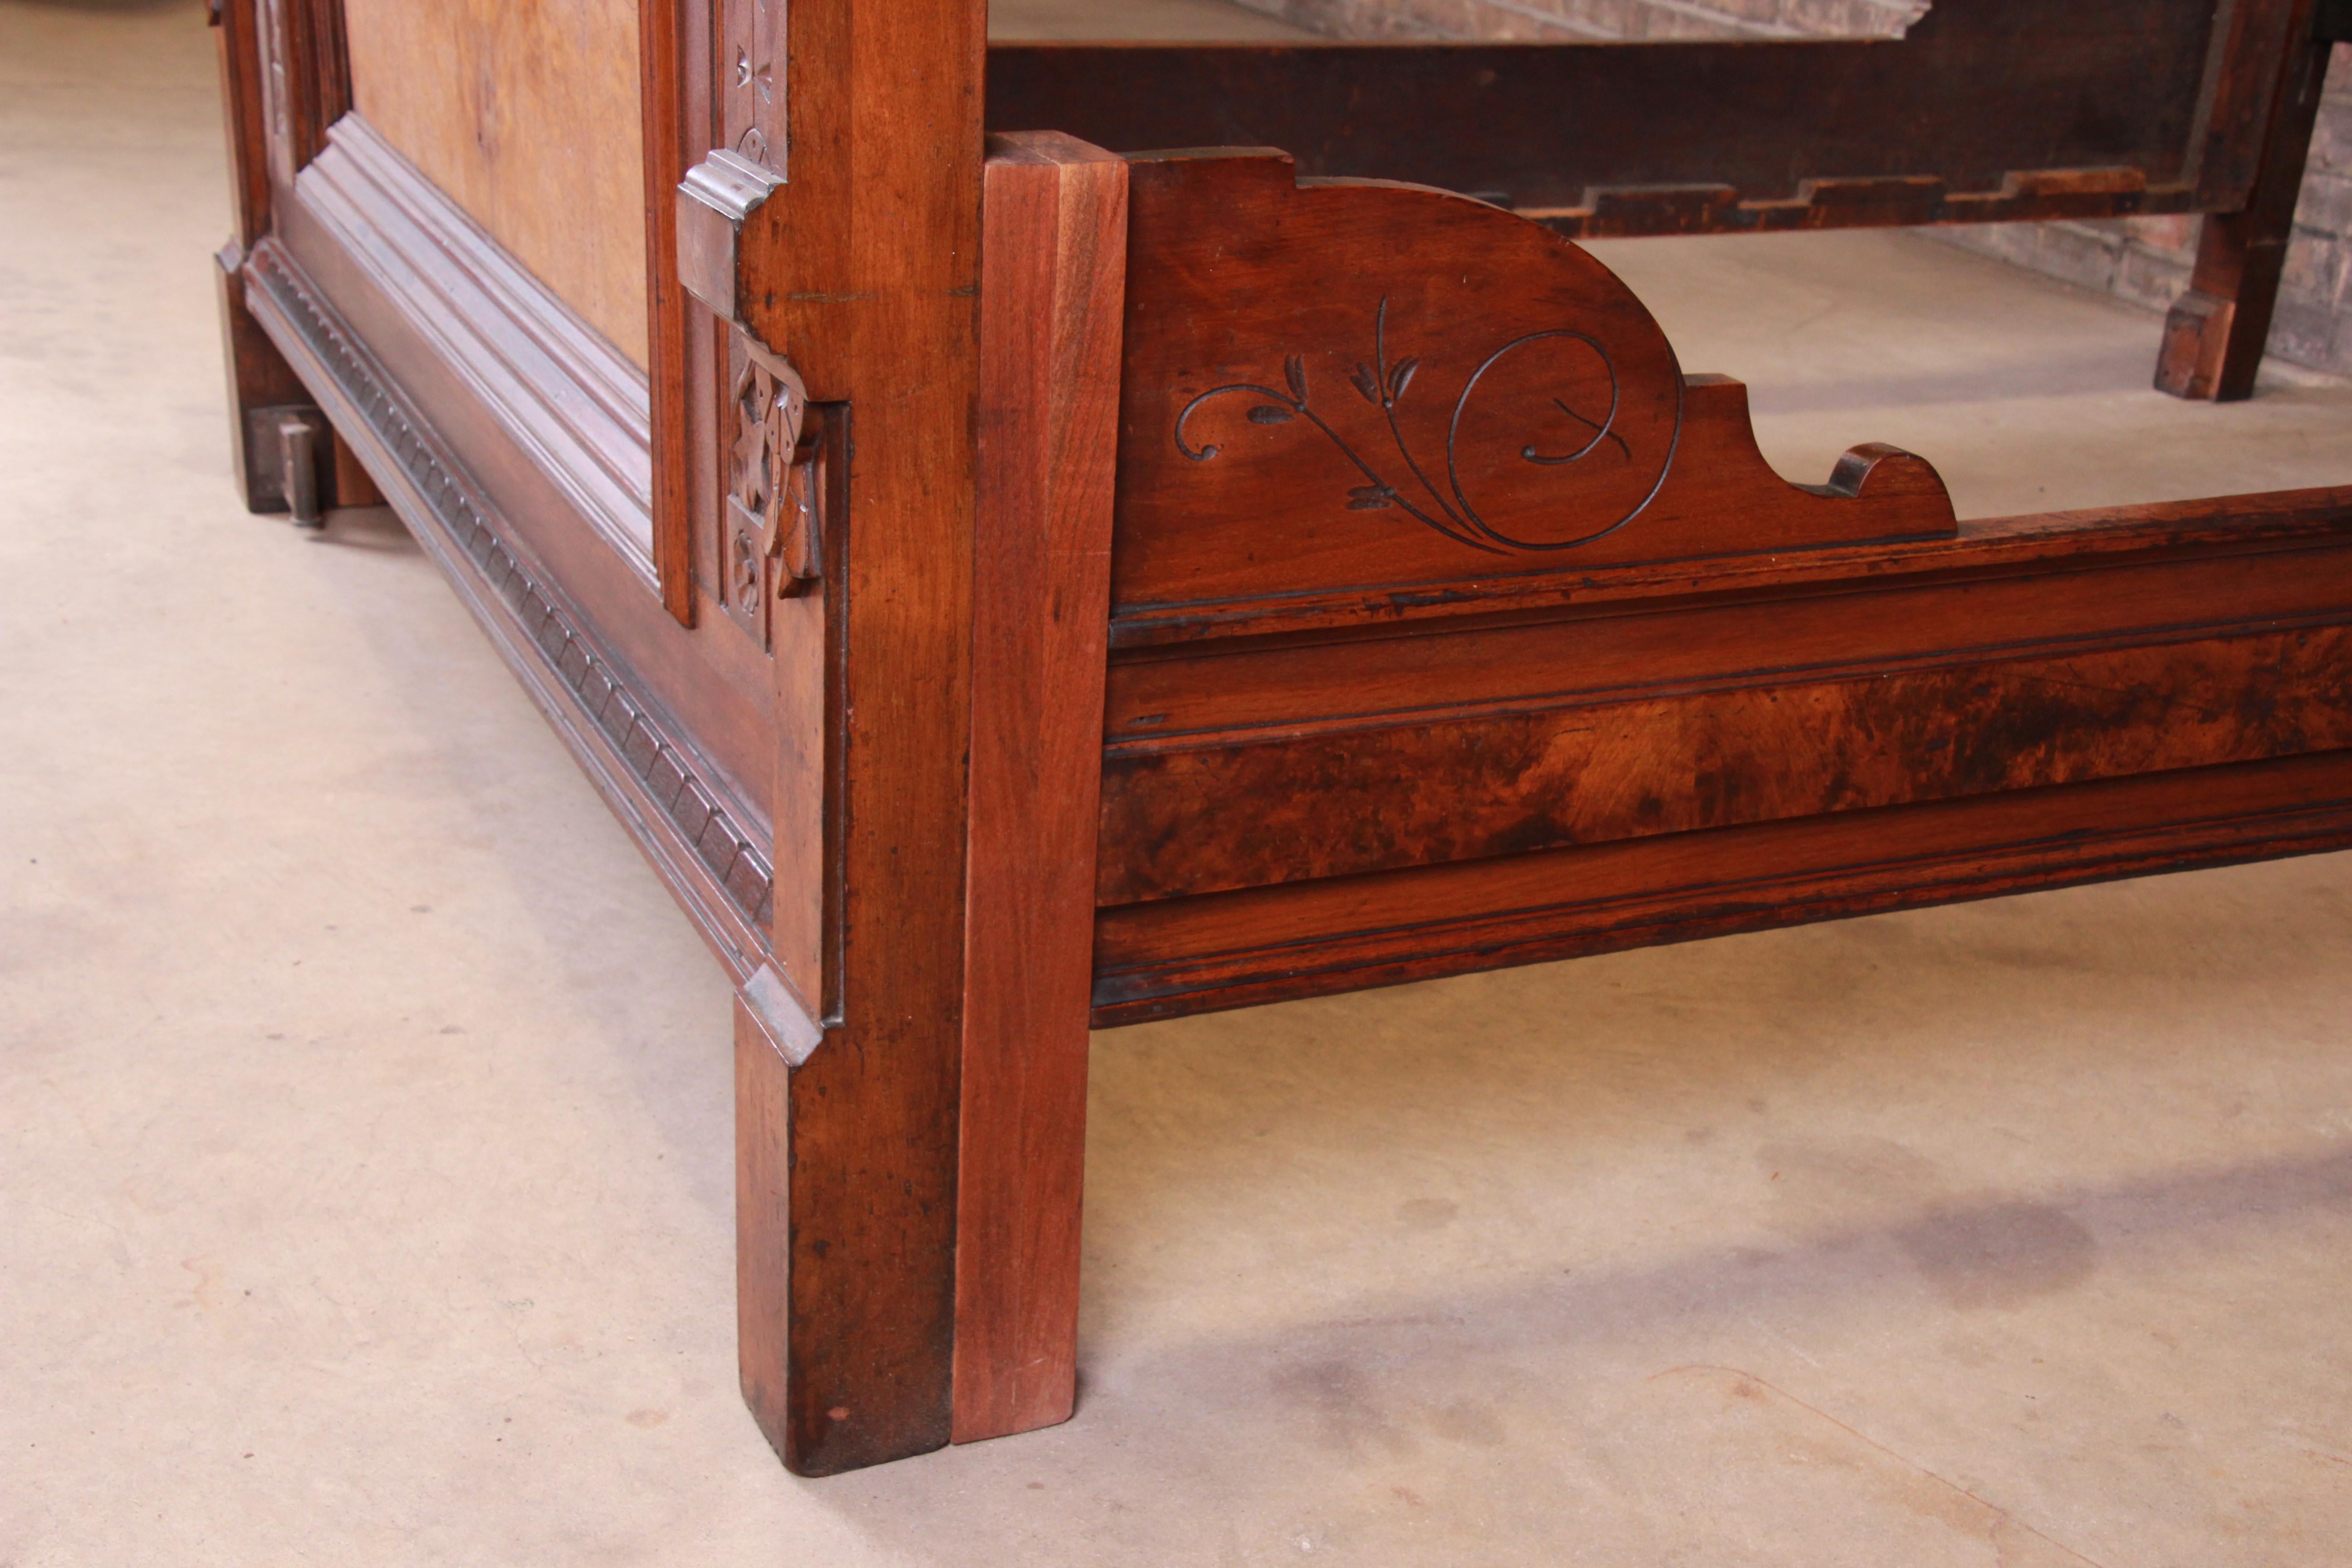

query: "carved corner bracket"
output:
724 341 826 647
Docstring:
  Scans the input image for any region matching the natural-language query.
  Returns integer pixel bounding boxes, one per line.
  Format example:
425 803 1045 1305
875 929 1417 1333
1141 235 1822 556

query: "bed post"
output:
2158 0 2336 401
952 133 1127 1445
722 0 988 1477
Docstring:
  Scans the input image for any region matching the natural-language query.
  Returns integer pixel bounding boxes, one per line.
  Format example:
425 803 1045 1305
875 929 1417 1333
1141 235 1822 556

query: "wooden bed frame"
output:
213 0 2352 1474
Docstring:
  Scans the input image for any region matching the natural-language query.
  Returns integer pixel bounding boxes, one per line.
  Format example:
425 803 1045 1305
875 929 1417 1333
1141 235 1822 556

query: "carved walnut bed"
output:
213 0 2352 1474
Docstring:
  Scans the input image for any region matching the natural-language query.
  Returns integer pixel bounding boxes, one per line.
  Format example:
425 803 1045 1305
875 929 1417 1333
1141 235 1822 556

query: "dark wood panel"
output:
1098 623 2352 902
1093 752 2352 1024
988 0 2296 230
954 132 1127 1448
1112 150 1955 618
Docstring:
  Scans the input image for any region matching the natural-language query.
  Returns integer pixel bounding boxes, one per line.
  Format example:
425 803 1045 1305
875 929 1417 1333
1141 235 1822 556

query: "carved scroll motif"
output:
1114 149 1955 621
1174 296 1677 555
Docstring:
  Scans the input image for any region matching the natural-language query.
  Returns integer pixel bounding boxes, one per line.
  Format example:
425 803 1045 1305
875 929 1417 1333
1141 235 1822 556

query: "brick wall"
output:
1233 0 2352 379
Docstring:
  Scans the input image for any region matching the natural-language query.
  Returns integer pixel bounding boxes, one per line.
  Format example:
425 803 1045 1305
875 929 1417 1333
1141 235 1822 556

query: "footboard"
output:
1079 149 2352 1024
210 0 2352 1480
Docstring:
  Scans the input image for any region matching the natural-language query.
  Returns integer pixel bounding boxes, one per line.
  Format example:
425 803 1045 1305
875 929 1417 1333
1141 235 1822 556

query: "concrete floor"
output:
8 2 2352 1564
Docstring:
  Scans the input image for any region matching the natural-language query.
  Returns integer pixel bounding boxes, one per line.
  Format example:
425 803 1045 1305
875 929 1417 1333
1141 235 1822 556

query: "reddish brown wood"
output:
953 132 1127 1447
1099 623 2352 903
1093 751 2352 1024
1108 485 2352 648
330 431 382 506
736 990 795 1438
720 0 989 1479
215 0 2352 1484
2159 2 2335 400
642 0 696 625
1112 151 1954 623
214 0 273 249
1102 533 2352 749
1088 157 2352 1022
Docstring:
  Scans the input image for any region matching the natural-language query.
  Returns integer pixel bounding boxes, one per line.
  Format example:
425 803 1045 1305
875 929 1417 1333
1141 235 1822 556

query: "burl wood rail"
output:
214 0 2352 1473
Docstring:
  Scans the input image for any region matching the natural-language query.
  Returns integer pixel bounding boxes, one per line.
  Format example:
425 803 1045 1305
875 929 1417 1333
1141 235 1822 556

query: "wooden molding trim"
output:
641 0 697 626
1093 752 2352 1024
295 115 661 590
241 236 777 975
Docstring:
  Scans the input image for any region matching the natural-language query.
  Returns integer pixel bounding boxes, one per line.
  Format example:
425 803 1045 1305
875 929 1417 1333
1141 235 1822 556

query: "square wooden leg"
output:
2157 18 2332 402
947 132 1127 1446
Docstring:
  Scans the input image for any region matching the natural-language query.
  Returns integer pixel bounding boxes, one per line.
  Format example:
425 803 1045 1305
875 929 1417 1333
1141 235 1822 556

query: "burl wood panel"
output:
343 0 651 366
1113 151 1954 620
954 132 1127 1447
1098 624 2352 902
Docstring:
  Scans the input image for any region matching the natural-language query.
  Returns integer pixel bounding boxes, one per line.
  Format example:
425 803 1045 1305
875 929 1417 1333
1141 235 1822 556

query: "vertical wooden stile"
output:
726 0 991 1478
953 133 1129 1445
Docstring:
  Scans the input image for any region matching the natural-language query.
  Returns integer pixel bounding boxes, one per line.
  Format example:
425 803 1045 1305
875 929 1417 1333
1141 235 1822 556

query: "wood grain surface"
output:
725 0 990 1480
297 118 658 577
954 132 1127 1447
1093 751 2352 1023
1099 624 2352 902
1112 150 1954 621
343 0 652 365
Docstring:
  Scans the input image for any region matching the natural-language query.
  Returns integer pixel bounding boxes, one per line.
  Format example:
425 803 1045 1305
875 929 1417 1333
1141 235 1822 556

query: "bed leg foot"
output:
2155 21 2333 402
735 981 956 1477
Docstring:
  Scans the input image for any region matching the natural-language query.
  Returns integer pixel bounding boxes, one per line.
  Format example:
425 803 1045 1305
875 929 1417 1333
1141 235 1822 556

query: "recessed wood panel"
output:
343 0 650 367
